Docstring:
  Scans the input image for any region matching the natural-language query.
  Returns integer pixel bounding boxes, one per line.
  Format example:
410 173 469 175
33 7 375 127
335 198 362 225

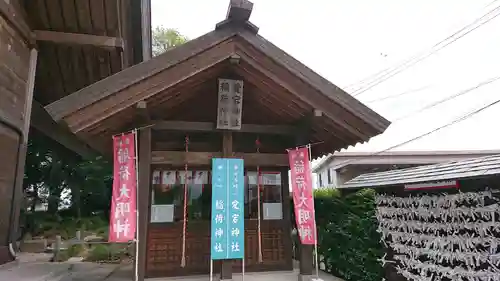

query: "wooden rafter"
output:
151 151 288 166
31 100 98 159
152 121 296 135
34 30 124 49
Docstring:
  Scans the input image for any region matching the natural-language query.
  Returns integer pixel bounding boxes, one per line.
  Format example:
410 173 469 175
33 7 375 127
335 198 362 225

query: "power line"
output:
391 76 500 122
351 4 500 96
365 85 432 103
348 3 500 97
333 96 500 168
344 65 394 92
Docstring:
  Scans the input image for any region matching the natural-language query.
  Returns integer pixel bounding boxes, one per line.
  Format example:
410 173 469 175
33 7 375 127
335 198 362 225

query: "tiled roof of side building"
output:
341 154 500 189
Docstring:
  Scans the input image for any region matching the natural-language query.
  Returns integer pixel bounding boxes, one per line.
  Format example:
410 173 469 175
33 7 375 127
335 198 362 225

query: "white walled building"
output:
312 150 500 188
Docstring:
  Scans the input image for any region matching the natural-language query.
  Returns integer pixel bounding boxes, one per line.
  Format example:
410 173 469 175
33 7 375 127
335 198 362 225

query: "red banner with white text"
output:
288 147 317 245
109 133 137 242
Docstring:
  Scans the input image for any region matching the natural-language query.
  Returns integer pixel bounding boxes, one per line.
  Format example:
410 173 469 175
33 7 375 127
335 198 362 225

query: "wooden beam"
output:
153 141 217 152
281 167 294 270
0 1 34 45
34 30 124 49
153 121 296 135
137 127 151 281
152 151 221 165
135 101 150 123
141 0 152 61
295 114 314 280
31 100 98 159
10 49 37 252
151 151 288 166
233 152 289 166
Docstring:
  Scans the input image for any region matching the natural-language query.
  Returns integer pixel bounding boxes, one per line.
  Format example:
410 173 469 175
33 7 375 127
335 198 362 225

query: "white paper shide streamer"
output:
374 190 500 281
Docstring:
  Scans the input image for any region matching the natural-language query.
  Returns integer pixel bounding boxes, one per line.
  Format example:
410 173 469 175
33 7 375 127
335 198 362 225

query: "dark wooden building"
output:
44 1 390 280
0 0 150 265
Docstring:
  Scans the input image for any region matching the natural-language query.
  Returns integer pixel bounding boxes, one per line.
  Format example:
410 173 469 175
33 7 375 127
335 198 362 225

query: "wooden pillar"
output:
10 49 38 248
220 131 233 280
281 167 294 270
140 0 152 61
137 127 151 281
295 117 313 281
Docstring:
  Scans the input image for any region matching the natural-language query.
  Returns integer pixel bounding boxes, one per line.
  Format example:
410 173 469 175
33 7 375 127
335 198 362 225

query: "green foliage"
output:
67 244 85 257
85 244 128 263
53 250 70 262
85 244 112 262
22 130 112 239
152 26 189 56
312 188 384 281
25 212 108 240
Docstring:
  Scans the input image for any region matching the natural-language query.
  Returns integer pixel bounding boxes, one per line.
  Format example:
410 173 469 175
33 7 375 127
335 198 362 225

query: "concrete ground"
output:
0 253 71 281
144 270 343 281
0 253 343 281
107 263 343 281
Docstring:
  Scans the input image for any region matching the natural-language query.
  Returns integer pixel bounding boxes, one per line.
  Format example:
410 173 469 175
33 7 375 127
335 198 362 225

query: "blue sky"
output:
151 0 500 153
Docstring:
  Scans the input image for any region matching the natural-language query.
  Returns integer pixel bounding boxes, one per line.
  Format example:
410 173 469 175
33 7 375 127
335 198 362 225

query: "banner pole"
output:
308 145 320 279
209 259 213 281
133 130 140 281
242 258 245 281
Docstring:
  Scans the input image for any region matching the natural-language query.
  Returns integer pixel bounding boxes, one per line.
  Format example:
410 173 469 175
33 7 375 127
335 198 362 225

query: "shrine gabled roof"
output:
44 3 390 157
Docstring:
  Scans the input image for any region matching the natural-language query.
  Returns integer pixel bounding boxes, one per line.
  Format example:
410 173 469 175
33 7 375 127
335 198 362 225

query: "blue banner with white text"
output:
211 158 245 260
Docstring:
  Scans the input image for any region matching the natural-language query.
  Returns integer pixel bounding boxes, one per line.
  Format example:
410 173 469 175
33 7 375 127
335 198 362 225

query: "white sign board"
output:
263 203 283 220
216 79 243 130
150 204 174 223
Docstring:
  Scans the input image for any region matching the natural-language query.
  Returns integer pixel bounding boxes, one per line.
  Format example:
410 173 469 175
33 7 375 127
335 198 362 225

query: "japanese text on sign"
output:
109 133 137 242
216 79 244 130
288 148 317 245
211 158 245 260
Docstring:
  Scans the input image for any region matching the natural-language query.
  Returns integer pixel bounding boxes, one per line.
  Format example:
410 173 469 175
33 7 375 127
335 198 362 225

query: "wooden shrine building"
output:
0 0 150 264
1 0 390 279
44 1 390 280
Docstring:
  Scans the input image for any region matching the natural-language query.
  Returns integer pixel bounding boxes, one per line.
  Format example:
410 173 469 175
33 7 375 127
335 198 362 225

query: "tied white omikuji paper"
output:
374 190 500 281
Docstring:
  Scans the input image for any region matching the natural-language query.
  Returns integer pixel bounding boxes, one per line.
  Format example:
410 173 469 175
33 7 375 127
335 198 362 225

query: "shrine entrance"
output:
44 1 390 280
147 165 291 277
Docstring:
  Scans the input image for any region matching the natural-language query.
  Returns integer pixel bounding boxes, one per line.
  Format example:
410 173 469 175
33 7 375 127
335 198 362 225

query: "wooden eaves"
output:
45 1 390 158
19 0 152 159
